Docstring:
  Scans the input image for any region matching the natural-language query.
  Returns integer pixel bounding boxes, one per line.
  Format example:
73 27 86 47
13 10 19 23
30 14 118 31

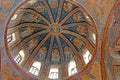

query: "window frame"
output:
14 54 22 63
7 34 12 42
29 61 41 76
83 49 92 64
14 50 25 64
68 60 77 76
48 67 59 79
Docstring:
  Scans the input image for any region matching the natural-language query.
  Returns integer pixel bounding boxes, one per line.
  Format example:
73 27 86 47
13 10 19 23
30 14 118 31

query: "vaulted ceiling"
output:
5 0 97 79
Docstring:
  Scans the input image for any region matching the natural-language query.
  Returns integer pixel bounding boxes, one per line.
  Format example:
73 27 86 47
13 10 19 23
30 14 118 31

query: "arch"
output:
101 1 120 80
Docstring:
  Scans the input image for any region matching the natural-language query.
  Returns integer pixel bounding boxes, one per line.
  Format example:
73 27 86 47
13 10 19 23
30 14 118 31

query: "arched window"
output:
11 14 17 20
83 49 92 64
48 67 59 79
28 0 37 5
92 33 96 43
7 33 16 43
90 33 96 44
29 61 41 76
68 60 77 76
7 34 12 42
14 50 25 64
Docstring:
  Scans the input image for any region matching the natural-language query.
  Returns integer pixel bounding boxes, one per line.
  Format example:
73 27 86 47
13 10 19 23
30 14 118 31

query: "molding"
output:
100 1 120 80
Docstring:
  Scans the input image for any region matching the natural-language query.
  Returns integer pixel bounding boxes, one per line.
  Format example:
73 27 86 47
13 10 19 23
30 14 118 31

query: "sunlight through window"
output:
14 50 25 64
29 61 41 76
11 14 17 20
49 67 59 79
91 33 96 44
68 60 77 76
7 34 12 42
83 49 92 64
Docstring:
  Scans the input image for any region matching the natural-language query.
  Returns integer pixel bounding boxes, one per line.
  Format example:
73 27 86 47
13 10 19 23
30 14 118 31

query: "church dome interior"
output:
5 0 97 79
1 0 120 80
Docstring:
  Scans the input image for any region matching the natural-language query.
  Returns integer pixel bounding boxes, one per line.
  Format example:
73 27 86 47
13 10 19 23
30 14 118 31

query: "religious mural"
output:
51 49 60 63
64 1 74 12
76 26 88 37
24 39 38 54
64 46 74 61
5 0 96 65
0 0 118 80
20 27 34 40
35 46 47 61
81 62 101 80
1 61 25 80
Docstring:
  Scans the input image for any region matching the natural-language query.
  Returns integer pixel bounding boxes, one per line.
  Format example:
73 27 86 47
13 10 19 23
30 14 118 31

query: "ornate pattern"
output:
7 0 95 64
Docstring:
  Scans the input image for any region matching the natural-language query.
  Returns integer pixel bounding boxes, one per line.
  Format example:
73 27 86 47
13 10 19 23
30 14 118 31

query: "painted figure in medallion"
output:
73 13 81 22
38 46 47 60
64 46 73 61
76 26 88 37
48 0 58 8
64 1 73 12
26 39 38 54
73 38 84 52
51 49 60 62
21 27 34 38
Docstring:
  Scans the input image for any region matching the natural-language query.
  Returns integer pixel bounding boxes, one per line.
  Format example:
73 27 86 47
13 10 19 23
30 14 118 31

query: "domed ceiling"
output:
5 0 97 79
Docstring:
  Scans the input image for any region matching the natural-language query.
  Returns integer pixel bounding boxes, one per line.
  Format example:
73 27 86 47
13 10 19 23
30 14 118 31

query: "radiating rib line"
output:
42 0 54 23
8 23 49 34
46 35 54 61
61 22 95 33
61 21 94 28
24 33 51 67
56 0 65 22
22 8 51 25
10 30 48 50
59 34 84 65
62 30 95 48
59 7 79 25
60 34 78 55
56 36 65 62
9 22 48 28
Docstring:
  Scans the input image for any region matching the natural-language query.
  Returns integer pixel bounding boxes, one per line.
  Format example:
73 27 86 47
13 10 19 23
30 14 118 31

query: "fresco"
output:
51 49 60 63
101 1 120 80
85 0 115 24
24 38 38 54
2 0 118 79
36 46 47 60
113 65 120 80
6 0 96 65
1 61 25 80
64 46 74 61
81 62 101 80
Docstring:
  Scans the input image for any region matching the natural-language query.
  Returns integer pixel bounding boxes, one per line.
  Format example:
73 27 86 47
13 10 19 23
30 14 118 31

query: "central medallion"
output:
49 23 61 35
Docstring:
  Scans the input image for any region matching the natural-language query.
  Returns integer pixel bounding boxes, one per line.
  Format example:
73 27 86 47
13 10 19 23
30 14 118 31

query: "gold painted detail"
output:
49 23 61 35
